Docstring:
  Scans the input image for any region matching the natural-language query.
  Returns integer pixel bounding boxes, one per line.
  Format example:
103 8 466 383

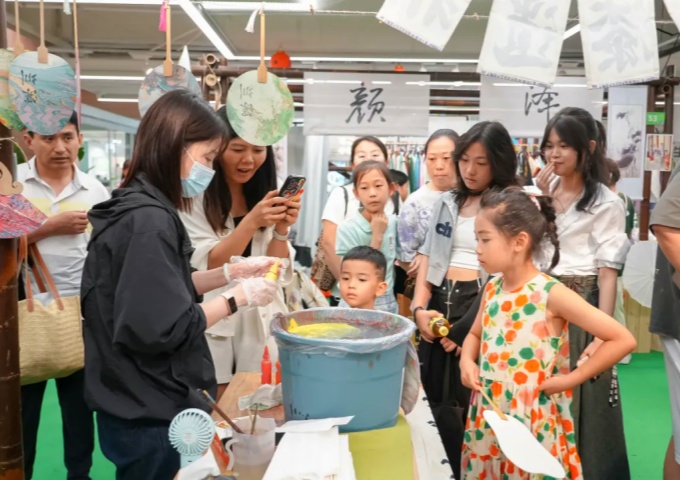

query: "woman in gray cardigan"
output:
411 121 519 475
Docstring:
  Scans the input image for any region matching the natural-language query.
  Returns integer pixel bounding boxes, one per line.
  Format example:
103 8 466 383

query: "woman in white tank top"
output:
411 122 519 475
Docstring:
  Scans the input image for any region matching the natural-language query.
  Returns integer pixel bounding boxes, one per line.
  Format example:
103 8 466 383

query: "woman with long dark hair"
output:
411 121 519 474
538 106 631 479
180 107 299 399
81 91 278 479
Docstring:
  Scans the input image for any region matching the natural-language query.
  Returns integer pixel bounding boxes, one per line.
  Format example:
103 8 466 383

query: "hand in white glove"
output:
227 278 278 308
224 256 290 282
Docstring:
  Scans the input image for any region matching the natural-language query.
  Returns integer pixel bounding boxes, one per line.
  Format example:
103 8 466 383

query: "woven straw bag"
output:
18 236 84 385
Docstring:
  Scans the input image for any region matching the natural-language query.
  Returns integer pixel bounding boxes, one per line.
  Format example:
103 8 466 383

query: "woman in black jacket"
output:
81 90 279 480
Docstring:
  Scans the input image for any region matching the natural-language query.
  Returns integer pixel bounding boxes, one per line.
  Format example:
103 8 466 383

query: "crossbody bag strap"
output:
29 257 48 294
28 243 64 310
19 236 36 312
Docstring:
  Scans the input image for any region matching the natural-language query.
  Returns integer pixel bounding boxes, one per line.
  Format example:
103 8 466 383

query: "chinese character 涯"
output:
524 86 560 122
24 89 37 104
346 87 386 124
241 102 255 117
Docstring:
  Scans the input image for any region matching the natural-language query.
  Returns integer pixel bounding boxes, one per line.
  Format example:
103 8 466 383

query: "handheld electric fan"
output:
168 408 215 467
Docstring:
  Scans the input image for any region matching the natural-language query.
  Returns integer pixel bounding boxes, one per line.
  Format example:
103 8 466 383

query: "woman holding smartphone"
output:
180 108 300 399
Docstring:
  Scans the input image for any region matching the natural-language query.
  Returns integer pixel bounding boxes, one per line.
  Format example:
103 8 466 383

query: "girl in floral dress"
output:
459 188 636 480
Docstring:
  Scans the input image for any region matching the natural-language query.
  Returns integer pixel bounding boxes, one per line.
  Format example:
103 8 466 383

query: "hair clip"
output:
529 195 541 211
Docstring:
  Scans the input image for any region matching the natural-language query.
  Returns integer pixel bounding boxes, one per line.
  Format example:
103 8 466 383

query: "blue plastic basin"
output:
271 308 415 433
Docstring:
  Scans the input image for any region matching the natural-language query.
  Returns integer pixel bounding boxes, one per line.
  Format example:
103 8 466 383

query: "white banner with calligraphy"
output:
479 76 604 137
376 0 472 51
303 73 430 137
607 86 647 200
478 0 570 86
664 0 680 33
579 0 659 88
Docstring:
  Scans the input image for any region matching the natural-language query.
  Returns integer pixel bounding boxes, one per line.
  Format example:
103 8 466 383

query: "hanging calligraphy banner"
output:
607 86 647 200
479 76 604 137
664 0 680 32
477 0 570 87
578 0 659 88
376 0 473 51
303 72 430 137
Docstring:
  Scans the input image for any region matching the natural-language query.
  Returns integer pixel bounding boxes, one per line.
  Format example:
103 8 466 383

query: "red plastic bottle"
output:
261 346 272 385
275 360 281 385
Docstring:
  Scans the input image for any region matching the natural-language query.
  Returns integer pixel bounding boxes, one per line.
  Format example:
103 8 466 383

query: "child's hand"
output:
370 212 389 236
460 357 480 390
539 375 573 396
440 337 460 355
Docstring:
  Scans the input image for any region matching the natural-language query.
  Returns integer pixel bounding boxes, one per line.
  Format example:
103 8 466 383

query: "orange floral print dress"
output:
461 273 583 480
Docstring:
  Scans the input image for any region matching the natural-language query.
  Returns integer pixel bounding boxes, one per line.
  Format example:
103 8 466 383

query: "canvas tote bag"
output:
18 236 84 385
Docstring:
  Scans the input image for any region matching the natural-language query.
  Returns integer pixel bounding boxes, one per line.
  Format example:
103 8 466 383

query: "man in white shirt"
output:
17 113 110 480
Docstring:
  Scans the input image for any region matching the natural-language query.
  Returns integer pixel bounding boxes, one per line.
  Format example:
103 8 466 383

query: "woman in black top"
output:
81 90 279 480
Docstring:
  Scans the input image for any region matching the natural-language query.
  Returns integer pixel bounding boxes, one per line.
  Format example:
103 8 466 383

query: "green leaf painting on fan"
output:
226 71 294 147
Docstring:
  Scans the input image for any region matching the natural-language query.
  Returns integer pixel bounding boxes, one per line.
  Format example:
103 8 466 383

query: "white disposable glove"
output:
226 277 278 308
223 256 290 283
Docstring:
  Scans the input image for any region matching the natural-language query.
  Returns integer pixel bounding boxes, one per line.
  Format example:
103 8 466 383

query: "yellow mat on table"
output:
347 415 414 480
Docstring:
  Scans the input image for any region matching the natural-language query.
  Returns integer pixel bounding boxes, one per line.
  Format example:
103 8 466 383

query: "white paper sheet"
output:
263 427 355 480
376 0 473 51
578 0 659 88
477 0 571 86
483 410 566 478
276 416 354 433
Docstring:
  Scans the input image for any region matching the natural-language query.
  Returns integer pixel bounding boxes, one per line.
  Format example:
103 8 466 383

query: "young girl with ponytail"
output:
459 188 636 480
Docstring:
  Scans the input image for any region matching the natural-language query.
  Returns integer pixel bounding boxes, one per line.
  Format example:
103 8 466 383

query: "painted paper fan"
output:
0 162 46 239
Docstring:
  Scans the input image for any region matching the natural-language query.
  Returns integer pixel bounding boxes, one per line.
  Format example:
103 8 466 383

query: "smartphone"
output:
278 175 306 199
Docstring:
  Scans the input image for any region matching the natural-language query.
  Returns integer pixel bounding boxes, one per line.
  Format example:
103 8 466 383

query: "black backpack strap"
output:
392 191 400 215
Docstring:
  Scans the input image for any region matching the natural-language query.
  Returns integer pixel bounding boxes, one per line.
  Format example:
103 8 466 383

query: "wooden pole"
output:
639 85 656 241
661 66 675 194
0 0 25 478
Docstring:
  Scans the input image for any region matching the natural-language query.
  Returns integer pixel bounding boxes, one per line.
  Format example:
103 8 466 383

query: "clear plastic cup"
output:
230 417 276 480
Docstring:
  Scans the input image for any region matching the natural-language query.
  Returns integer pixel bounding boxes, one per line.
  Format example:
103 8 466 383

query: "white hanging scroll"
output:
664 0 680 32
376 0 473 51
477 0 570 86
578 0 659 88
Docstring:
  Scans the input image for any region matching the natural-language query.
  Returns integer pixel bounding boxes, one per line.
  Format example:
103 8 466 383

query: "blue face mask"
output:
181 150 215 198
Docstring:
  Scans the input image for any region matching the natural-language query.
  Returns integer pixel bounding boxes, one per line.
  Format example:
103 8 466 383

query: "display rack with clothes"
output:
385 141 427 193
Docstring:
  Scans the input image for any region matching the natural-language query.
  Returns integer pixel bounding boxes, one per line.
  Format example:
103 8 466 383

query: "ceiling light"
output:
98 97 139 103
237 55 477 64
81 75 146 81
372 81 392 85
178 0 235 59
563 24 581 40
492 82 587 88
18 0 178 4
201 1 314 12
406 81 481 87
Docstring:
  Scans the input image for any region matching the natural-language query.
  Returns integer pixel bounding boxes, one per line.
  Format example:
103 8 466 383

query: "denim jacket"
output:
418 192 461 287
